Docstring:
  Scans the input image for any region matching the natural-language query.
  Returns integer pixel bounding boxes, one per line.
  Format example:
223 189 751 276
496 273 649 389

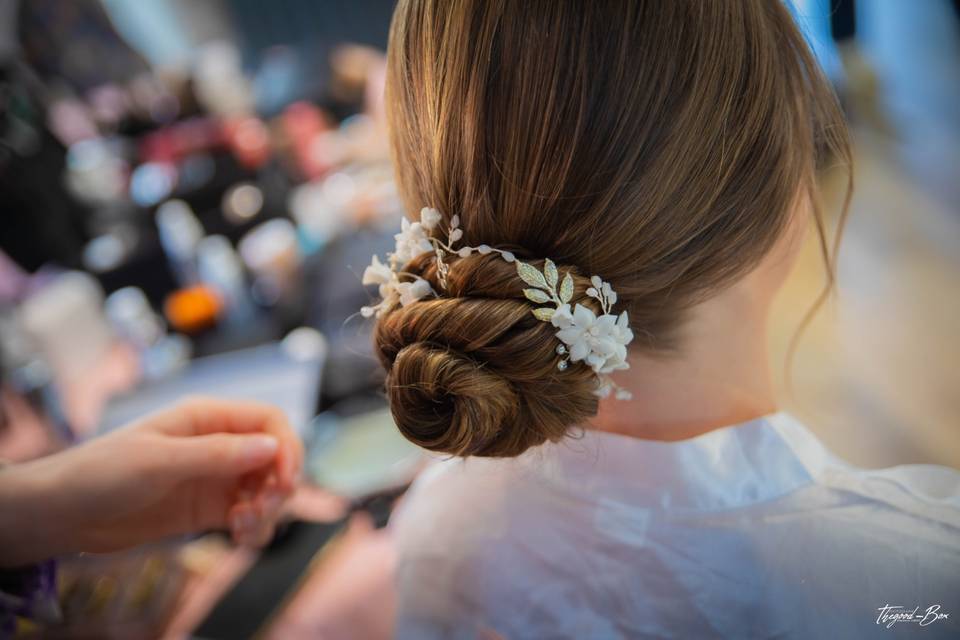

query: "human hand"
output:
0 397 304 567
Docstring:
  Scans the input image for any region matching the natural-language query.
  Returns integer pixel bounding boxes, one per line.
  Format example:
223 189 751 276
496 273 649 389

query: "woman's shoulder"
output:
767 412 960 518
392 412 960 544
390 414 960 638
390 455 527 556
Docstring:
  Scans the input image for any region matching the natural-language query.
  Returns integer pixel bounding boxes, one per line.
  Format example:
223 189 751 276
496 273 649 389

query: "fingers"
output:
284 484 350 522
229 488 287 547
146 397 304 490
170 432 280 479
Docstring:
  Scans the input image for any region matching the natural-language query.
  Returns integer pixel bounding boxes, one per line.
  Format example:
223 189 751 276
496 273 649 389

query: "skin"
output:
0 397 304 568
594 195 810 441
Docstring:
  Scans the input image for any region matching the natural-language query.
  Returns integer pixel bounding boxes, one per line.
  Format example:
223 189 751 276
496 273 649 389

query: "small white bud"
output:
420 207 442 230
478 244 492 255
458 247 472 258
449 228 463 242
501 251 515 263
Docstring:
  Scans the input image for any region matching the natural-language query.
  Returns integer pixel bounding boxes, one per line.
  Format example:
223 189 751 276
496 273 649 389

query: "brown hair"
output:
374 0 851 457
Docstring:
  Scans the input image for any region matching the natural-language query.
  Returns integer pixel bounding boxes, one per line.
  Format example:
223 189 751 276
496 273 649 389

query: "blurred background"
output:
0 0 957 637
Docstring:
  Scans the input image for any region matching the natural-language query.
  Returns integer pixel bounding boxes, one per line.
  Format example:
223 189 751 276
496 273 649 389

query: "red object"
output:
282 101 333 180
139 117 226 164
223 117 272 170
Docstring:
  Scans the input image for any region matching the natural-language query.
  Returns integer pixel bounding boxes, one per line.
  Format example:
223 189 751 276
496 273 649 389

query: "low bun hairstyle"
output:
377 0 851 457
375 253 601 457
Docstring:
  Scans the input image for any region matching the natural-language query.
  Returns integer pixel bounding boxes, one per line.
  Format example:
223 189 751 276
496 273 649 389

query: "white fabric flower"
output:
611 311 633 353
551 304 633 374
393 217 434 265
591 311 632 373
361 213 443 317
361 254 433 313
362 254 392 287
361 254 397 303
420 207 442 230
380 285 400 310
360 280 399 318
396 278 433 306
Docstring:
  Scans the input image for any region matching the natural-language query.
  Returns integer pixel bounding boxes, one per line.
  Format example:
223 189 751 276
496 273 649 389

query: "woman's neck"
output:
592 281 778 441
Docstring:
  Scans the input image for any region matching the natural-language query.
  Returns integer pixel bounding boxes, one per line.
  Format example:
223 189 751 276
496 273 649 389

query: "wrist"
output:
0 458 69 568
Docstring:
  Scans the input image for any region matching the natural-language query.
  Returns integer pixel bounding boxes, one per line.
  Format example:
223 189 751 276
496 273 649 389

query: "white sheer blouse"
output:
391 413 960 639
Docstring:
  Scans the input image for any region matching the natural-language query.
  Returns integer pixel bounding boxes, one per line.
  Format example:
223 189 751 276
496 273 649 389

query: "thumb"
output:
170 433 280 479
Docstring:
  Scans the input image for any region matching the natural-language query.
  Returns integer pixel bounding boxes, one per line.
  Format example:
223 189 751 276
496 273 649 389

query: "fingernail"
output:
241 435 278 463
232 510 257 532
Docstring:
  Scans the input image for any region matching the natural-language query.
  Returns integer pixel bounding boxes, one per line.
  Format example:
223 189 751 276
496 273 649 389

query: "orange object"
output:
164 286 222 334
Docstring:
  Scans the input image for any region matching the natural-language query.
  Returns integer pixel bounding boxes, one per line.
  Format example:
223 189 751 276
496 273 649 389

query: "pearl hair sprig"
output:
361 207 634 400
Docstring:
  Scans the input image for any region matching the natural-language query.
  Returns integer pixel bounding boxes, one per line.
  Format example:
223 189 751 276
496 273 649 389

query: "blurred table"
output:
98 341 323 438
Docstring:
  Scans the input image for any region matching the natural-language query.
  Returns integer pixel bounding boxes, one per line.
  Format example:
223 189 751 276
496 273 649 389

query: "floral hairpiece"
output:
361 208 634 399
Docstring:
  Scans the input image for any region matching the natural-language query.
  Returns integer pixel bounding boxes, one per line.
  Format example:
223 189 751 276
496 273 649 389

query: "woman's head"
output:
374 0 850 457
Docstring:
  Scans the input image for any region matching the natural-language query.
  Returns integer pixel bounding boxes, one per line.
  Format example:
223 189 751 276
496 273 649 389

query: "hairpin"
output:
361 207 634 399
